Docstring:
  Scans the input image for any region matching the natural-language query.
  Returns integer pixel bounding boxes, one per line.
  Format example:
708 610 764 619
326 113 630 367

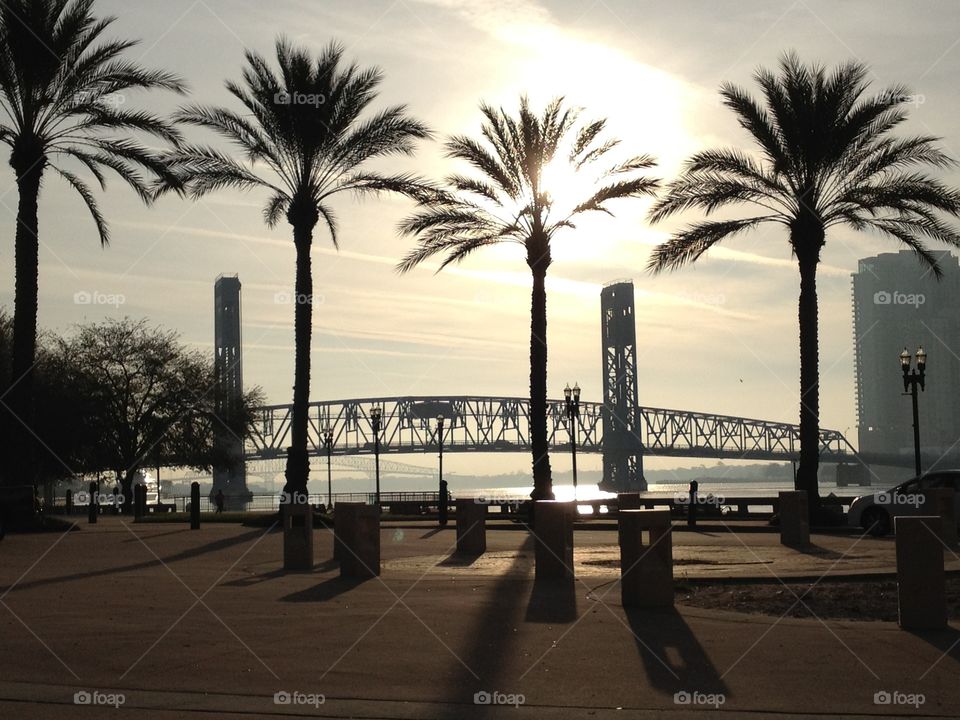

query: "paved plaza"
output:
1 517 958 718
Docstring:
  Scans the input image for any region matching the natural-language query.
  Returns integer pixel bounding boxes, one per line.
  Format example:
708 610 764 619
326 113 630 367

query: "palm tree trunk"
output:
284 220 314 496
796 245 822 518
529 262 554 501
6 159 45 488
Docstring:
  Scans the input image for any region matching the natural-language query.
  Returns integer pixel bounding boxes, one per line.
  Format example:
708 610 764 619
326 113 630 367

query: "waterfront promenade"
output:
1 517 957 718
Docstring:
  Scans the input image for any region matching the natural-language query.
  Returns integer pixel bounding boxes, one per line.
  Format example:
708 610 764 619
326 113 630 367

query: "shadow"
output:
435 534 536 719
121 528 189 542
280 575 369 603
790 542 846 559
906 624 960 670
221 567 288 588
625 606 729 696
0 526 276 595
419 527 445 539
525 577 577 623
438 552 482 568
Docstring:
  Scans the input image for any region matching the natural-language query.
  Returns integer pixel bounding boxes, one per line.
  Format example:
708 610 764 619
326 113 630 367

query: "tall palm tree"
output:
647 54 960 517
0 0 185 486
398 96 660 501
164 39 431 496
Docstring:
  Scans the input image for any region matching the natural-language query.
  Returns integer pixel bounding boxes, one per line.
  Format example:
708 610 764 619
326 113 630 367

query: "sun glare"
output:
540 152 594 220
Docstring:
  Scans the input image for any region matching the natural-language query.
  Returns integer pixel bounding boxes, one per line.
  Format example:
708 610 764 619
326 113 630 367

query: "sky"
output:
2 0 960 479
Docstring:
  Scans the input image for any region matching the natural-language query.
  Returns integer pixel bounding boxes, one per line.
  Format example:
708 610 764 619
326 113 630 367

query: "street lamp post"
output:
900 347 927 477
564 383 581 497
437 415 447 526
370 405 382 507
323 426 334 511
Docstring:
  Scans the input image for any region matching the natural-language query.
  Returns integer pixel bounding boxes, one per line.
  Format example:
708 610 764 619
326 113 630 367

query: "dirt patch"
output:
677 577 960 622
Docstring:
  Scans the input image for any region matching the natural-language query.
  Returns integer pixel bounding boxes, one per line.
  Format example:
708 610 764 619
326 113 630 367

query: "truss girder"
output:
246 396 848 462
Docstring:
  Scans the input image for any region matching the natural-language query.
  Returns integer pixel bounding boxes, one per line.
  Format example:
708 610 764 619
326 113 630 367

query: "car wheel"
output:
863 507 891 537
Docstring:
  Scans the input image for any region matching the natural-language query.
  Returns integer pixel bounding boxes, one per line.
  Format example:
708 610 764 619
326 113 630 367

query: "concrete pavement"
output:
0 517 957 718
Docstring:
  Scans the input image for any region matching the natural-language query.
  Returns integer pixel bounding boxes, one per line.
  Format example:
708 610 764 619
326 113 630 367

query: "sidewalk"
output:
0 517 957 718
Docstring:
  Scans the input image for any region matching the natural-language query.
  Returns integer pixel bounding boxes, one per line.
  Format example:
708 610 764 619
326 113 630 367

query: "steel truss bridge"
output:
246 395 863 467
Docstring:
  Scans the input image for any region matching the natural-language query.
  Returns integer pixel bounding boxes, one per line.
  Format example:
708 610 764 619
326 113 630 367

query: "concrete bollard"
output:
190 482 200 530
65 489 73 515
282 498 314 571
456 499 487 555
922 488 957 548
87 482 97 524
617 493 643 547
895 515 947 630
336 503 380 578
779 490 809 547
619 509 674 608
617 493 642 511
534 501 575 581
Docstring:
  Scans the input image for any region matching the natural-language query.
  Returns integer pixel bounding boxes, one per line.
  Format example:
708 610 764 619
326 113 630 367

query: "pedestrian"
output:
215 489 225 513
688 480 699 528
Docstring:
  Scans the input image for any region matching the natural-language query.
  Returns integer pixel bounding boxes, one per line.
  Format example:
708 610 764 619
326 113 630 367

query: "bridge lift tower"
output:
600 280 646 492
212 275 250 503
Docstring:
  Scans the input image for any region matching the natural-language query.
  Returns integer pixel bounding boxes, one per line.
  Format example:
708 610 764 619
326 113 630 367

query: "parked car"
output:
847 470 960 536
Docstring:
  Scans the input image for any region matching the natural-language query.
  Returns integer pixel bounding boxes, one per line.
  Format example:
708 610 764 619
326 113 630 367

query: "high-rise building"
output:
851 250 960 464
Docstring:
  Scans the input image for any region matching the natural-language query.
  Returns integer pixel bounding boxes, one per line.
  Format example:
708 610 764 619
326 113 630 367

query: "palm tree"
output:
398 96 660 502
164 39 431 496
647 54 960 518
0 0 185 486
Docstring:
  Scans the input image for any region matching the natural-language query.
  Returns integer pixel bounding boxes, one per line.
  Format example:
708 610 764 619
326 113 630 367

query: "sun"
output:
540 152 595 220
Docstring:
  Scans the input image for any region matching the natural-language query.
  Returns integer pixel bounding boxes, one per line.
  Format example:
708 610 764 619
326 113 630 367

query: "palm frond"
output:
51 164 108 245
263 192 288 228
337 172 439 204
571 176 660 217
317 203 339 249
647 217 771 273
446 134 519 199
649 173 783 223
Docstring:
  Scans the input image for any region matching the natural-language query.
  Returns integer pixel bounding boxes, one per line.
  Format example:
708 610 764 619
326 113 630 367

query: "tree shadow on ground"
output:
0 526 278 595
625 606 729 697
434 534 536 719
525 577 577 623
280 575 369 602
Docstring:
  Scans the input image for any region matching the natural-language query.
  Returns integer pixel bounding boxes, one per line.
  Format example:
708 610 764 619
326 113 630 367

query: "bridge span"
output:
246 395 869 477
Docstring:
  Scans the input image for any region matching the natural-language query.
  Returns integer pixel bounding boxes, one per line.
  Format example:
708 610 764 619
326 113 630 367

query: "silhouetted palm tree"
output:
165 39 431 494
648 54 960 517
399 96 660 501
0 0 184 485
